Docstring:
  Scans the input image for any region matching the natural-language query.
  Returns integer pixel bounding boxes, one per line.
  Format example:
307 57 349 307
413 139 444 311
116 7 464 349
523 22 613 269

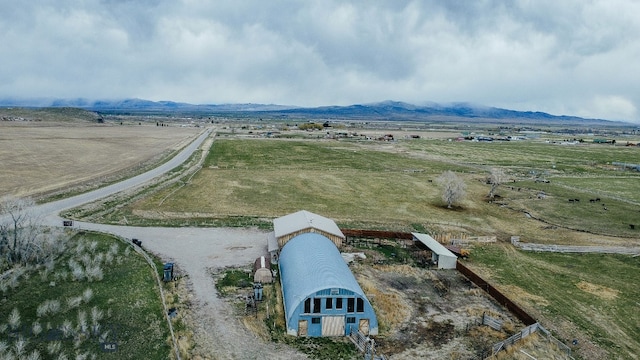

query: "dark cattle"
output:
589 199 595 203
631 224 636 230
568 199 575 203
132 239 142 247
596 198 601 202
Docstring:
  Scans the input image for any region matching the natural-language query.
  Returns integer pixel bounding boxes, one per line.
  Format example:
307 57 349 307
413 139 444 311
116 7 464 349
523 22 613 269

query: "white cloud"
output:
0 0 639 122
581 95 638 122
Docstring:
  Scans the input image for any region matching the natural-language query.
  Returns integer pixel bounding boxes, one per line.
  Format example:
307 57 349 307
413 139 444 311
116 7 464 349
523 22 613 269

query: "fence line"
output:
456 261 537 326
511 236 640 255
349 328 387 360
129 242 181 360
537 324 573 358
482 312 503 331
90 231 181 360
488 323 573 359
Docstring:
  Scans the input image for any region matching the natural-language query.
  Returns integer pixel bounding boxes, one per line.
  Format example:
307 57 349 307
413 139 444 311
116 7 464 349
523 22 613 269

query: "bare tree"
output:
436 171 466 209
0 196 67 268
487 168 508 199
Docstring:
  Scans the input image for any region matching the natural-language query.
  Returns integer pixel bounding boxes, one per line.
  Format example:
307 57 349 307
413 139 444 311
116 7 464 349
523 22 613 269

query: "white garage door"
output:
322 316 345 336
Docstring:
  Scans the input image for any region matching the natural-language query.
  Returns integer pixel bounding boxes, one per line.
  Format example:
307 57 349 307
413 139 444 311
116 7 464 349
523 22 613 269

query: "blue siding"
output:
279 233 378 336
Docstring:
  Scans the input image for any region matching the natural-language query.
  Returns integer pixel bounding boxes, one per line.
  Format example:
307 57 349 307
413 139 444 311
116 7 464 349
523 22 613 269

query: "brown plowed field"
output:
0 121 200 198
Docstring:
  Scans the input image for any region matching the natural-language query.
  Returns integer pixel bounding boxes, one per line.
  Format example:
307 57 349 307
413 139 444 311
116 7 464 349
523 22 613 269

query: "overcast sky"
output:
2 1 639 123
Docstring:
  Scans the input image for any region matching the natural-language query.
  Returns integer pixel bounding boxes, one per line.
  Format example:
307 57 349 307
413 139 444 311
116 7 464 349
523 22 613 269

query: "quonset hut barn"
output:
279 232 378 337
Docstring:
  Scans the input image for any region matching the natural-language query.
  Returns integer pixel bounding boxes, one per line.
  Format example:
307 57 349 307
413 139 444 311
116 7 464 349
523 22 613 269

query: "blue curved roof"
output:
279 232 365 319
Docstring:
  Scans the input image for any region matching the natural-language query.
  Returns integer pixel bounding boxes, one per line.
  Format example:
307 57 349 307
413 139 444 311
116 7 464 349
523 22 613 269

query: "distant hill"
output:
0 98 627 126
0 106 102 123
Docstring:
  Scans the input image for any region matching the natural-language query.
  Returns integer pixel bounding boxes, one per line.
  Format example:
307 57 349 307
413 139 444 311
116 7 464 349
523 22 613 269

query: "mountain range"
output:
0 98 628 125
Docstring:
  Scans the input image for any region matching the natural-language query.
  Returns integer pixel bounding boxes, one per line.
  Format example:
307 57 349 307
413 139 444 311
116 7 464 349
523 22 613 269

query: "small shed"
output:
273 210 345 249
253 256 273 283
412 232 457 269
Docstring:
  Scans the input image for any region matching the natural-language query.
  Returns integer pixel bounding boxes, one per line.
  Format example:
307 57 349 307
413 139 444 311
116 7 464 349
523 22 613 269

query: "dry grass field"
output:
0 113 200 200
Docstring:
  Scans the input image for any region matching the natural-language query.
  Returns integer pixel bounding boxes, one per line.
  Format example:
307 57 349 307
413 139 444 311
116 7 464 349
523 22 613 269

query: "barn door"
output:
322 316 345 336
298 320 308 336
358 319 370 335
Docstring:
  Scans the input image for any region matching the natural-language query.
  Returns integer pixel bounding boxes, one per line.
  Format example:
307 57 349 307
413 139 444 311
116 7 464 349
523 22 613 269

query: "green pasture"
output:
468 245 640 360
125 138 639 238
0 232 170 359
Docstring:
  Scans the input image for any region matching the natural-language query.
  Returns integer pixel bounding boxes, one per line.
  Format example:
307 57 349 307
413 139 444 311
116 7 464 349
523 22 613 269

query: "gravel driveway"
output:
73 222 307 359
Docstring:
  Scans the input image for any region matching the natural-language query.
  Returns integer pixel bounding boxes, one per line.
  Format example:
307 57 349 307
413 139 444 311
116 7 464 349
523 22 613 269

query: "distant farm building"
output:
253 256 273 283
412 233 458 269
279 232 378 337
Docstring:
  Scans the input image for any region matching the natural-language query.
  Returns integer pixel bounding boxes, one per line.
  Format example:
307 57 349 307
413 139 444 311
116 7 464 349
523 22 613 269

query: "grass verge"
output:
0 231 171 359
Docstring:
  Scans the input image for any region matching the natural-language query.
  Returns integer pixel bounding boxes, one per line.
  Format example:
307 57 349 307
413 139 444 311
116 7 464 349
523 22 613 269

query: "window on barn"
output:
326 297 333 309
347 298 355 313
336 297 343 309
313 298 321 313
346 317 356 324
357 298 364 313
304 298 311 313
311 317 320 324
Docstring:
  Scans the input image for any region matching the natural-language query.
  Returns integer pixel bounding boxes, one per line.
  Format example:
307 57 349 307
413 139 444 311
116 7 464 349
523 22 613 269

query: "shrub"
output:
82 288 93 303
47 341 61 355
90 307 103 325
60 319 73 338
66 296 82 310
8 308 21 330
32 321 42 336
68 260 85 281
85 265 103 282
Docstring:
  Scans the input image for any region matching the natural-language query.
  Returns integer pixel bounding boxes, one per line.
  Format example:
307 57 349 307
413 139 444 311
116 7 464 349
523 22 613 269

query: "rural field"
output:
0 108 200 200
2 111 640 359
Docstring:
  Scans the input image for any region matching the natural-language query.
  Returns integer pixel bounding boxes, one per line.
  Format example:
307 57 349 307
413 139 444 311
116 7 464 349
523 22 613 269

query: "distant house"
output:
279 232 378 337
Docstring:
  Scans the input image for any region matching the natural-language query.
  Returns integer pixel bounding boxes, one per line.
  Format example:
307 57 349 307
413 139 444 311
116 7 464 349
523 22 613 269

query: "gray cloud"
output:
1 0 639 122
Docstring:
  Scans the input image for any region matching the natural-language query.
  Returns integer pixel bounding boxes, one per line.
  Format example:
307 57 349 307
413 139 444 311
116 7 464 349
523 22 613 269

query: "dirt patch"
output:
576 281 619 300
349 260 522 359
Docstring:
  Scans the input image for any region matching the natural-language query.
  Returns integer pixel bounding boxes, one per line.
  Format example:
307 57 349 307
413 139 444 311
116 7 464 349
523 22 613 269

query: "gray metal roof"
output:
267 231 278 253
279 232 365 319
412 232 457 258
273 210 345 239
